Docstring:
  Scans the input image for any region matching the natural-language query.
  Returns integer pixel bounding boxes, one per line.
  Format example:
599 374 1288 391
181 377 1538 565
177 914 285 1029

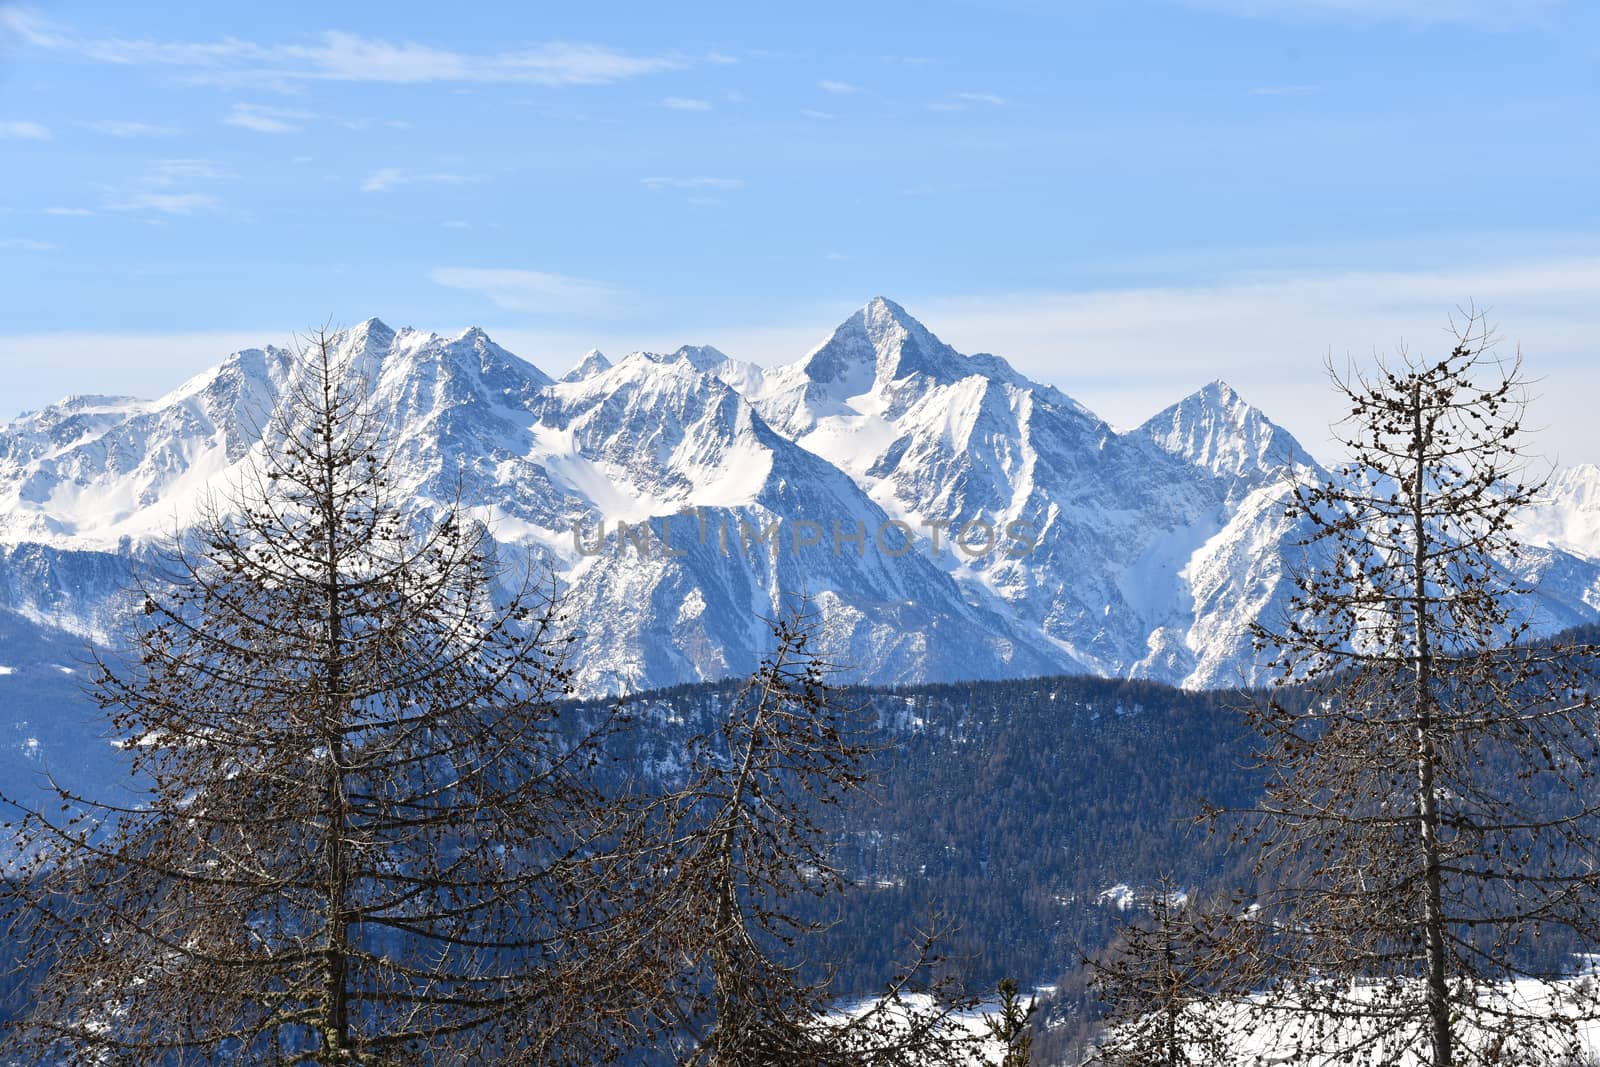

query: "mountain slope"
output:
735 299 1344 685
0 317 1072 693
1 300 1596 693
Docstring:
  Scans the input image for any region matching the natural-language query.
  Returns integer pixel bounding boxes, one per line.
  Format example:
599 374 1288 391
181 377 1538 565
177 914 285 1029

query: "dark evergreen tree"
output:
984 978 1037 1067
1085 880 1253 1067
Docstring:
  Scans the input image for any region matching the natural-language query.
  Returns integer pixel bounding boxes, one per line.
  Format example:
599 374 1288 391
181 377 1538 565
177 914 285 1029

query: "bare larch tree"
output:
1228 309 1600 1065
0 330 632 1064
641 604 985 1066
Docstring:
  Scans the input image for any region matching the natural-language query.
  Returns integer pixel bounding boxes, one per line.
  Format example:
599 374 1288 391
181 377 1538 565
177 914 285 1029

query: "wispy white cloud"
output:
430 267 622 316
896 180 980 197
224 102 408 134
106 192 222 215
43 207 93 216
659 96 712 111
799 108 835 120
641 176 745 190
99 158 234 215
1248 84 1322 96
148 159 235 182
1 9 686 90
0 238 55 251
0 120 50 140
481 259 1600 458
915 254 1600 462
360 168 476 193
81 119 180 137
1172 0 1564 28
224 103 314 133
818 79 858 94
928 91 1006 112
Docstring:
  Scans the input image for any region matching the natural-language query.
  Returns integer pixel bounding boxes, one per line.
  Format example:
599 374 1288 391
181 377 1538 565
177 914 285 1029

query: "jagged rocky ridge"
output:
2 298 1598 695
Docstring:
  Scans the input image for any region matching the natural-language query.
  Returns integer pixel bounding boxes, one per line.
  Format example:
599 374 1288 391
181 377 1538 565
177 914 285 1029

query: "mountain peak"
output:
55 394 146 413
3 308 1599 705
337 318 399 377
670 344 731 373
1136 380 1305 480
1158 380 1258 424
1198 379 1243 407
561 348 612 383
794 296 967 393
349 317 396 346
864 294 911 321
859 296 932 351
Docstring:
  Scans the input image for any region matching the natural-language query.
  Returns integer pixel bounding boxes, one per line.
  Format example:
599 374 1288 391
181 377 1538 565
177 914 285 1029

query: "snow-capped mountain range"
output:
3 297 1598 694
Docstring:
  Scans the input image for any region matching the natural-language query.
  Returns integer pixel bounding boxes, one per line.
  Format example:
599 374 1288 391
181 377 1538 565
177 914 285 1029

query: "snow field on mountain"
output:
3 297 1597 694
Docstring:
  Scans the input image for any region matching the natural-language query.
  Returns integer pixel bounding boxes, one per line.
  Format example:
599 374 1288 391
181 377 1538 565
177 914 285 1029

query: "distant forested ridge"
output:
584 671 1266 993
4 619 1595 1053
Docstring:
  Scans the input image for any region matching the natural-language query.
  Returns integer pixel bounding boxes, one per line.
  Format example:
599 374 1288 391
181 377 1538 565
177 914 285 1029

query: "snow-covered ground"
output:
1099 977 1600 1067
824 992 1012 1064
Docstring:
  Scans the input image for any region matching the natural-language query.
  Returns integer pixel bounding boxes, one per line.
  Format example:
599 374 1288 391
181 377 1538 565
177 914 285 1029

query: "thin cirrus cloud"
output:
641 177 744 190
818 79 858 94
360 169 477 194
224 103 316 134
659 97 712 111
1248 84 1322 96
101 158 234 215
1 8 686 91
106 192 223 215
145 158 234 182
914 254 1600 461
1171 0 1565 28
928 92 1006 112
430 267 623 317
81 120 181 137
225 103 411 135
0 120 51 140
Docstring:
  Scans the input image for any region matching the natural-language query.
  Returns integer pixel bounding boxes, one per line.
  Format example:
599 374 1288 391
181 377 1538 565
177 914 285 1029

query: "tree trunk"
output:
1411 381 1452 1067
710 870 740 1065
1164 928 1180 1067
318 374 354 1065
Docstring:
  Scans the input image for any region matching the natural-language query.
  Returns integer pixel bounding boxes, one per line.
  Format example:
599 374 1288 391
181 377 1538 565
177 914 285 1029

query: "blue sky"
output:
2 0 1597 460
